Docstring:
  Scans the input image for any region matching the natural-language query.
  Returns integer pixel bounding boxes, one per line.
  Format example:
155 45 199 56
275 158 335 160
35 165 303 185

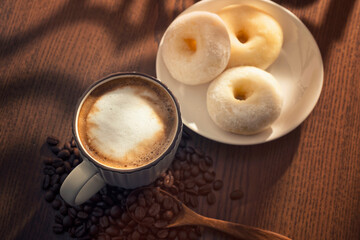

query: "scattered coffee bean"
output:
105 225 119 236
50 146 61 154
42 175 50 190
230 189 244 200
43 157 53 165
204 171 215 182
52 158 64 168
52 223 64 234
42 135 223 239
45 190 55 202
57 149 70 159
198 184 212 195
52 199 62 210
213 179 223 190
63 215 73 228
157 229 169 238
47 136 60 145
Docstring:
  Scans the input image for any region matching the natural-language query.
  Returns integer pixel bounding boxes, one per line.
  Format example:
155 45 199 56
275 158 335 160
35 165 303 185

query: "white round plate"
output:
156 0 323 145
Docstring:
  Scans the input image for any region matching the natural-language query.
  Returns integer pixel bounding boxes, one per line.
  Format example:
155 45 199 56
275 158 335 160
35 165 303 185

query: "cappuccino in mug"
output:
77 76 178 169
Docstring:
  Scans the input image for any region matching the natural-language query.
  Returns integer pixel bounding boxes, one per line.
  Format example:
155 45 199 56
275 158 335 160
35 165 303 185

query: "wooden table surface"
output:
0 0 359 239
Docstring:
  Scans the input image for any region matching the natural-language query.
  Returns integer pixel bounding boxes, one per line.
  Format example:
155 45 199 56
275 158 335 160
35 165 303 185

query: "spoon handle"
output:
199 216 291 240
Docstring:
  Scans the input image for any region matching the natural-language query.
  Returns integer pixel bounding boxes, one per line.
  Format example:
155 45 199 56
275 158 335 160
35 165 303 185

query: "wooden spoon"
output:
127 187 291 240
167 198 291 240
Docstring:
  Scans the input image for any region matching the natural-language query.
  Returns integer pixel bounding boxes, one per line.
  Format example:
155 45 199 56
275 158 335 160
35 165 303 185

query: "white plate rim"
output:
156 0 324 145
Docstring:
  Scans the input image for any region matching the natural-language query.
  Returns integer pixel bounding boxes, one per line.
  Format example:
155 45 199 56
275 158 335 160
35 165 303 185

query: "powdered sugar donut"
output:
161 11 231 85
207 66 282 135
217 5 283 69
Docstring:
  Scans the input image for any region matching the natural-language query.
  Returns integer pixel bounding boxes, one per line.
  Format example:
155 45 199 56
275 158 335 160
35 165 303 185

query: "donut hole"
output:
236 30 249 44
183 38 197 53
233 83 253 101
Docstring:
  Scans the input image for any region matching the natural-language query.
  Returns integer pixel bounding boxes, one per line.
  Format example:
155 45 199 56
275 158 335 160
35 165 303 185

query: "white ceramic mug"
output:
60 72 182 206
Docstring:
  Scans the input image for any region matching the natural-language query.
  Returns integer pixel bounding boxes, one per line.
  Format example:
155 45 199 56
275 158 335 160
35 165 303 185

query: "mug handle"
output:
60 159 105 206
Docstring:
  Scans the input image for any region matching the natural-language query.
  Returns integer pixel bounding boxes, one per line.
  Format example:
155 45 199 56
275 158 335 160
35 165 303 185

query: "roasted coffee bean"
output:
55 213 64 224
73 147 80 158
199 160 209 172
185 188 198 196
198 185 212 195
96 201 107 209
172 160 181 171
52 199 62 210
163 210 174 220
175 150 186 161
148 202 160 216
52 223 63 234
131 231 141 240
157 229 169 238
57 149 70 159
50 184 60 194
190 166 200 176
110 205 122 218
90 216 98 224
62 215 73 228
142 216 155 225
60 173 68 184
168 229 177 239
138 197 146 207
64 142 72 152
43 165 55 175
185 180 195 189
121 212 131 223
183 170 191 179
89 224 98 236
137 224 149 234
185 146 195 154
73 158 80 167
105 225 119 236
162 196 173 210
102 195 114 206
154 219 168 228
191 154 201 165
71 138 77 147
207 192 216 205
213 179 223 190
68 208 78 218
230 189 244 200
181 162 190 171
43 157 53 165
75 223 86 237
63 161 72 173
47 136 60 145
134 206 146 220
203 171 215 182
59 205 68 215
50 146 61 154
50 174 59 185
45 190 55 202
195 177 207 187
55 166 65 174
164 173 174 188
77 211 88 219
99 216 110 228
52 158 64 168
42 175 50 189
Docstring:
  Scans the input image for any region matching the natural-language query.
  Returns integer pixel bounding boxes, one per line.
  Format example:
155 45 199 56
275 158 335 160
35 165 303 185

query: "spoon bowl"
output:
126 187 291 240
